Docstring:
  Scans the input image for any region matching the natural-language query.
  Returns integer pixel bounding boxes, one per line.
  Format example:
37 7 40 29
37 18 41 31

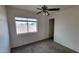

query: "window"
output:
15 17 38 34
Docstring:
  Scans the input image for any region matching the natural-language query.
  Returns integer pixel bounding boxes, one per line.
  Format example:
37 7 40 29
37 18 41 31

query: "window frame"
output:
15 17 38 35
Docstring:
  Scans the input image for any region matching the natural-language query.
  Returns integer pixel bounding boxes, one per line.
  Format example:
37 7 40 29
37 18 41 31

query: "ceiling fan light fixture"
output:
42 13 47 16
42 12 49 16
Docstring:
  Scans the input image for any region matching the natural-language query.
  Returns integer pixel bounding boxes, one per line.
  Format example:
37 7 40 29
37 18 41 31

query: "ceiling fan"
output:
36 5 60 16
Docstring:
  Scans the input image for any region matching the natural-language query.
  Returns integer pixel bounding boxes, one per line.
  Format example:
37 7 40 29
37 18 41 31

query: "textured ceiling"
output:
8 5 76 13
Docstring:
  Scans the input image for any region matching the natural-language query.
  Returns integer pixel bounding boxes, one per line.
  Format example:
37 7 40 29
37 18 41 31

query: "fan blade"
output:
48 8 60 11
36 11 42 14
37 8 42 10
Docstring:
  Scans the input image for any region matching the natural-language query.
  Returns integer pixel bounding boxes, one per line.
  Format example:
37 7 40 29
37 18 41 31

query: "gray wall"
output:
53 6 79 52
7 7 49 48
0 6 10 52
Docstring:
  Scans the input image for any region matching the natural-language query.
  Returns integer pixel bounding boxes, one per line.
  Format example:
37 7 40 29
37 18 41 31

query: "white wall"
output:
53 6 79 52
7 7 49 48
0 6 10 52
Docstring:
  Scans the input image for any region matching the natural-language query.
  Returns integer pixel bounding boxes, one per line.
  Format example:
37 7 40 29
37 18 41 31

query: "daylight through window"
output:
15 17 38 34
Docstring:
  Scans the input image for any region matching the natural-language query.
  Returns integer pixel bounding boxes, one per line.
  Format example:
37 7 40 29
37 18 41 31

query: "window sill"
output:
17 32 37 35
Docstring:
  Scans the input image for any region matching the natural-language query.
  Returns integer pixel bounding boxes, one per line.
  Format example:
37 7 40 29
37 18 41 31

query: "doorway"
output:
49 18 54 39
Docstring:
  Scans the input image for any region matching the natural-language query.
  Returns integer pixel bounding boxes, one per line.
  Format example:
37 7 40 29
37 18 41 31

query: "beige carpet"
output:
11 39 76 53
